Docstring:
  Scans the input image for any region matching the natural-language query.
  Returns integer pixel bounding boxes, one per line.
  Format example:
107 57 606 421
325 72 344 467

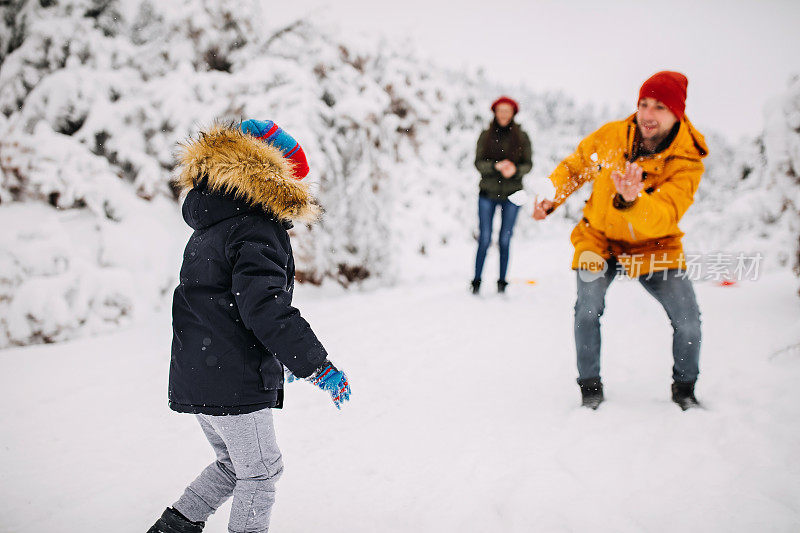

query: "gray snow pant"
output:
173 409 283 533
575 262 702 383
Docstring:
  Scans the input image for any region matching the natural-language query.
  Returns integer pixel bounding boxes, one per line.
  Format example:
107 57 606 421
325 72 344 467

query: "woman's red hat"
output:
491 96 519 114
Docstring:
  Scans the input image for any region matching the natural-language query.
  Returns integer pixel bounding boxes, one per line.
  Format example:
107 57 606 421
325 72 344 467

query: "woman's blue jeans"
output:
574 260 702 383
474 194 520 282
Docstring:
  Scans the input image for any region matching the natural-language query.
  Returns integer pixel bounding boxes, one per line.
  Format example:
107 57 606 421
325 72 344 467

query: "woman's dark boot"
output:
671 381 700 410
497 280 509 293
147 507 204 533
578 377 604 410
470 279 481 295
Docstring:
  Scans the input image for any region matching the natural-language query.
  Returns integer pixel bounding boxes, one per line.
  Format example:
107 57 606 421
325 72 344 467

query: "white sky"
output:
274 0 800 141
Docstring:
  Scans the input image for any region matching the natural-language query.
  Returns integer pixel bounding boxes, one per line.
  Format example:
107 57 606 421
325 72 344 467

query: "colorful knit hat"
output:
638 71 688 121
240 119 310 179
491 96 519 115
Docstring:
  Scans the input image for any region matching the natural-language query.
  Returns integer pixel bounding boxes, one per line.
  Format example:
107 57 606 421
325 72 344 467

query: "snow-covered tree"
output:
681 75 800 293
1 0 796 347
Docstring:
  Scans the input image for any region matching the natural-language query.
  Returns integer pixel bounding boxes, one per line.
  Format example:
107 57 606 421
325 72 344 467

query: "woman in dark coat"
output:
472 96 533 294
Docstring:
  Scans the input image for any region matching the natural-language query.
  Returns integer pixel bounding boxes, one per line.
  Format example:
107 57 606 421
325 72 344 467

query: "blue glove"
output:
309 361 351 410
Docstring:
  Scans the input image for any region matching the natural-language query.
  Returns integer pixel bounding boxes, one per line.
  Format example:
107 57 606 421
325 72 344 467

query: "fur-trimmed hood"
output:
175 124 320 224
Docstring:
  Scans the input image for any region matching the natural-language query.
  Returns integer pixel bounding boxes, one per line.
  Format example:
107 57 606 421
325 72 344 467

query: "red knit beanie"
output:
491 96 519 115
638 71 688 120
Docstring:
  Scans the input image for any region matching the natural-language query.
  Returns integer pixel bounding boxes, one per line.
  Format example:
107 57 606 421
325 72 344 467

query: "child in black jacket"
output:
149 120 350 533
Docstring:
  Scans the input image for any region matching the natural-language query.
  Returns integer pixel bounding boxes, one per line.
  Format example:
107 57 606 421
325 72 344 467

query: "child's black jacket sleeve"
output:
226 217 328 378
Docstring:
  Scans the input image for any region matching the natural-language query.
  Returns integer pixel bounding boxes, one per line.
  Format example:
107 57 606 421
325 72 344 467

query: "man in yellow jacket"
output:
533 71 707 411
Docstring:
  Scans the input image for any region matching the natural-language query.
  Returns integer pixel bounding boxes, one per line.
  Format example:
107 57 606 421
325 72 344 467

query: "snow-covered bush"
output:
0 0 609 346
763 75 800 278
681 75 800 286
0 0 796 347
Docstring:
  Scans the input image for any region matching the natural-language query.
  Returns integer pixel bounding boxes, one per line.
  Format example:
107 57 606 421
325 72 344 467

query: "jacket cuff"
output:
612 193 637 210
310 360 332 378
286 345 329 379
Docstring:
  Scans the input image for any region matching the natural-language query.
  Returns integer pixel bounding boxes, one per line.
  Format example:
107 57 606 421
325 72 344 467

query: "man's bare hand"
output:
611 162 644 202
533 199 553 220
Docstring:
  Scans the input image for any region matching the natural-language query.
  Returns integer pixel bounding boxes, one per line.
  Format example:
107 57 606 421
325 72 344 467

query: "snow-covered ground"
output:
2 233 799 533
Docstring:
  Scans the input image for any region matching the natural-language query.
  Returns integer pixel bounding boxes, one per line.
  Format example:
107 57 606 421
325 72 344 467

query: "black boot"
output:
578 377 604 410
497 280 509 293
470 279 481 295
147 508 204 533
671 381 700 411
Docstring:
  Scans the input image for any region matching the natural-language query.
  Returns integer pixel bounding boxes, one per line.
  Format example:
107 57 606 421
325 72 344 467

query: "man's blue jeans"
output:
574 260 702 383
474 195 521 282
